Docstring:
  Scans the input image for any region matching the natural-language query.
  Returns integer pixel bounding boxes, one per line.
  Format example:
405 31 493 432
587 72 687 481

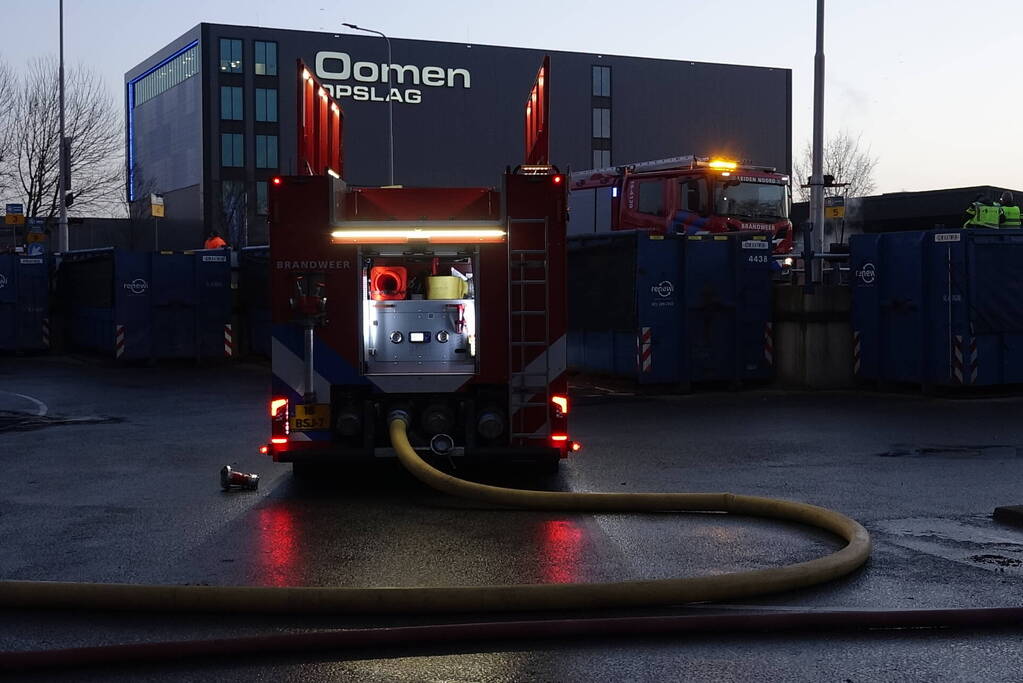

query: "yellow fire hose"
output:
0 414 871 615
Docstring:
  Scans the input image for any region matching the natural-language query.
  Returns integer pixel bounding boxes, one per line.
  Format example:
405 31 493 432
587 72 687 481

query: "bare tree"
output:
794 130 879 202
0 55 16 196
219 180 247 247
3 57 123 219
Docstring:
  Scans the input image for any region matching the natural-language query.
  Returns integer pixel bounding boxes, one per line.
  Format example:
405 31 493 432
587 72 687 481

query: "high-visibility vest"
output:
964 202 1001 228
1002 204 1022 228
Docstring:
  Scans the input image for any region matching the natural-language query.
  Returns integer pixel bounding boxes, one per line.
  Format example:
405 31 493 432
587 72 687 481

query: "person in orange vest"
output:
204 230 228 249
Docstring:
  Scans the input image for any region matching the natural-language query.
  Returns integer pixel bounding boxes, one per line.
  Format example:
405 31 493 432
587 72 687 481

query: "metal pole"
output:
809 0 826 284
383 33 393 186
57 0 68 253
303 325 316 403
342 24 394 185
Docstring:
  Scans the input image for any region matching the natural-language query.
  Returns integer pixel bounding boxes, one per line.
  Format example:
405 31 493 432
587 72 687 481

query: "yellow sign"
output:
4 213 25 225
150 193 165 218
825 206 846 219
26 232 47 243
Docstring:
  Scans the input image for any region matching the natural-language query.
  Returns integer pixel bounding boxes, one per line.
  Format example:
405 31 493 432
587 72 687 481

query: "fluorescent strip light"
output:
331 228 506 243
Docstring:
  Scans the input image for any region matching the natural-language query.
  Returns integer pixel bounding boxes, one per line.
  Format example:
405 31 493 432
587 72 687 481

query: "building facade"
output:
126 23 792 246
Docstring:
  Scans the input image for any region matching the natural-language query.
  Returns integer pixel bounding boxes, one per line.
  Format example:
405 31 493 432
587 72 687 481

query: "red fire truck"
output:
263 58 574 474
570 156 794 258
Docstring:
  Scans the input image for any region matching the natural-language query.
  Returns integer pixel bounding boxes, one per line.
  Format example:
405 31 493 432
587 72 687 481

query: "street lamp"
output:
342 22 394 186
58 0 68 252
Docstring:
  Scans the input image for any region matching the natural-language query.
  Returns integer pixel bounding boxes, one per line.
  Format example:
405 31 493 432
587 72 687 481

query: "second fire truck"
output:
570 156 794 259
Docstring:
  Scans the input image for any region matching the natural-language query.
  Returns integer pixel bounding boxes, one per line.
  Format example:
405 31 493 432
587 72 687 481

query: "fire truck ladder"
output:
507 217 551 445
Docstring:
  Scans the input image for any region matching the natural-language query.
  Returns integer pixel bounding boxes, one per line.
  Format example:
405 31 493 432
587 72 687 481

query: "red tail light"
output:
272 177 282 185
571 441 582 452
271 437 288 444
259 445 269 454
553 175 563 184
551 434 569 443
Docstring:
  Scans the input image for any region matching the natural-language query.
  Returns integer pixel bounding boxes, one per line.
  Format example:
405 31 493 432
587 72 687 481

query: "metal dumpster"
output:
59 248 232 361
0 254 50 351
850 228 1023 387
239 246 271 358
684 234 775 384
568 231 774 386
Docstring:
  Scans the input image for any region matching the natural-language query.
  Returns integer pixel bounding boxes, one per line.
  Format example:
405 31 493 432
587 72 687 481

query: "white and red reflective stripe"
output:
42 317 50 348
952 335 978 385
853 330 861 375
115 324 125 359
764 322 774 366
637 327 652 373
224 323 234 357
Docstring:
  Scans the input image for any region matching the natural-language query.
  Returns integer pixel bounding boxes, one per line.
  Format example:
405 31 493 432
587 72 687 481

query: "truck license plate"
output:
290 403 331 431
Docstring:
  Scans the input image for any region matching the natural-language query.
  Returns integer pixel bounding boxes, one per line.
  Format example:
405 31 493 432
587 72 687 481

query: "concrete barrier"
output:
774 285 853 388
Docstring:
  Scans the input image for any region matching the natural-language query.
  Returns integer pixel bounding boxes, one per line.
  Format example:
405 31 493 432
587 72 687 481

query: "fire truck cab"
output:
570 156 794 257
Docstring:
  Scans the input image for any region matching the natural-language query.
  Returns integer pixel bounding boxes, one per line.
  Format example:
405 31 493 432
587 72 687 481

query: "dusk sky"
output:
3 0 1020 195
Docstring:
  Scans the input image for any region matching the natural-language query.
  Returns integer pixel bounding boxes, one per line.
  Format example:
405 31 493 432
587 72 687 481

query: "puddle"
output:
878 444 1019 458
970 554 1023 568
876 517 1023 576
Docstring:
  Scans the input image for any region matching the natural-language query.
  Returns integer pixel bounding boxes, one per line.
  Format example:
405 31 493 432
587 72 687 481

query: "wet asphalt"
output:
1 355 1022 681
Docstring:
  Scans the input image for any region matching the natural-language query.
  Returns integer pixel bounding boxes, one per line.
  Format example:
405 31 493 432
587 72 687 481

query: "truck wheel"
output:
536 454 560 476
291 462 324 479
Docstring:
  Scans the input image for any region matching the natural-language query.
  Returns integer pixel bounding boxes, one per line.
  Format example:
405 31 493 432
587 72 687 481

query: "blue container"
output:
684 235 775 384
0 254 50 351
60 248 231 361
568 232 774 386
239 246 271 358
851 229 1023 387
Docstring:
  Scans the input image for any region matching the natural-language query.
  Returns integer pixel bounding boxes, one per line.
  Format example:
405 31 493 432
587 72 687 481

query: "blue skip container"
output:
59 248 232 361
0 254 50 351
850 229 1023 387
568 231 774 387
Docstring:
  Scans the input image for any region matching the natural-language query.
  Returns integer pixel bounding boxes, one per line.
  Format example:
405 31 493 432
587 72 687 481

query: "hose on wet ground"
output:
0 413 885 670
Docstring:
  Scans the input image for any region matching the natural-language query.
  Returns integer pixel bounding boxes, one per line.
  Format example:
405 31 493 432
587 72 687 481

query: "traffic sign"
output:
4 203 25 225
151 193 165 218
824 195 845 219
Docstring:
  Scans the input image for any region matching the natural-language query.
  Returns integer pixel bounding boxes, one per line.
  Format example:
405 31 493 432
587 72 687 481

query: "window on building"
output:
219 38 242 73
221 180 246 247
255 135 278 168
638 180 665 216
592 150 611 168
592 65 611 97
592 108 611 139
221 133 244 167
255 88 278 122
255 41 277 76
256 181 269 215
220 86 243 120
132 42 199 107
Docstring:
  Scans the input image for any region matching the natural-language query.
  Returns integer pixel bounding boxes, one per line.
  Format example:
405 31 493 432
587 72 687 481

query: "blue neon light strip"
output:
127 39 200 201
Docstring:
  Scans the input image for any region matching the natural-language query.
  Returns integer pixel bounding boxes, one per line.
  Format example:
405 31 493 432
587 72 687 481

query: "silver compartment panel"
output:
365 299 476 375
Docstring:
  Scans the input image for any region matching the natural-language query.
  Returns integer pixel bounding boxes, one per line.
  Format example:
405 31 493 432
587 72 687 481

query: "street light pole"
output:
342 23 394 186
58 0 68 252
808 0 826 284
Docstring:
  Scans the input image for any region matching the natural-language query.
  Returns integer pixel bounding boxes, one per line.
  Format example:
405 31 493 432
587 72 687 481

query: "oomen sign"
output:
314 51 472 104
